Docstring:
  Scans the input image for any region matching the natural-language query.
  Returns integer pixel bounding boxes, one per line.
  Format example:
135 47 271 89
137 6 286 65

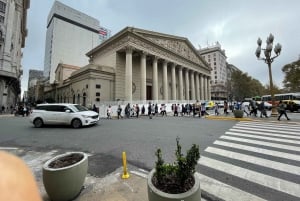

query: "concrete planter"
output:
233 110 244 118
43 152 88 201
147 169 201 201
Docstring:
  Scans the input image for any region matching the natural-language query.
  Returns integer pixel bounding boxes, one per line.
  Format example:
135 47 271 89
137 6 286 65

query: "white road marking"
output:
225 131 300 145
199 156 300 198
230 128 300 139
198 173 267 201
205 146 300 175
220 135 300 152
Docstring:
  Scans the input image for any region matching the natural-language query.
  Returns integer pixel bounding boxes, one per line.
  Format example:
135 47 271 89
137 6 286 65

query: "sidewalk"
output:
3 148 208 201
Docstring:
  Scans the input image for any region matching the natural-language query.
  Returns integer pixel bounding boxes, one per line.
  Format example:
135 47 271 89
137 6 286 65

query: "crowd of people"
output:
105 100 291 121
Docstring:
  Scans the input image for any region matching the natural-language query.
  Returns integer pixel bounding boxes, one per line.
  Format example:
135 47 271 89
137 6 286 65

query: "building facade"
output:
27 69 43 104
44 1 111 84
198 42 227 100
44 27 211 106
0 0 29 108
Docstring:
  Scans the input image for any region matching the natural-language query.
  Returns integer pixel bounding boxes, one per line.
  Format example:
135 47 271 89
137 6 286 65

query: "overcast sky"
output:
21 0 300 93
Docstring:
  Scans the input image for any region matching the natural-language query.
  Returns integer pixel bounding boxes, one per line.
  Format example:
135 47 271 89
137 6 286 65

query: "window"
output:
96 84 101 89
215 76 217 79
0 16 4 23
86 84 88 89
214 62 216 65
96 98 100 102
96 92 100 96
0 2 6 14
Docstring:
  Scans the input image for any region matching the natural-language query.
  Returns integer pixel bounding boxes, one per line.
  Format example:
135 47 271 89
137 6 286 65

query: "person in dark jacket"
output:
277 101 290 121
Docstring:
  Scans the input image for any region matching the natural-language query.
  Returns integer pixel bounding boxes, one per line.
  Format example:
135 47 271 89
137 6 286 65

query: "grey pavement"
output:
1 111 300 201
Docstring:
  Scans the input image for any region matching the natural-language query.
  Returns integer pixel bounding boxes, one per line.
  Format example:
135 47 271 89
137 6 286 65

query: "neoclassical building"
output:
88 27 211 102
44 27 211 106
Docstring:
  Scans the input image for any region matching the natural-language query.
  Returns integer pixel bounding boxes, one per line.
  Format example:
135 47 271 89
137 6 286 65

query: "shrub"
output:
152 137 200 194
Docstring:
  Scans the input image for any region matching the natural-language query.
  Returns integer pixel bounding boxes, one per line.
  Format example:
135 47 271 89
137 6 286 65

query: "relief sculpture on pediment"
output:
144 36 202 65
128 36 208 72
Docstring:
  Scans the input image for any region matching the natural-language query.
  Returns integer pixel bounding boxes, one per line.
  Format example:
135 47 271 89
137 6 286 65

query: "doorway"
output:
147 85 152 100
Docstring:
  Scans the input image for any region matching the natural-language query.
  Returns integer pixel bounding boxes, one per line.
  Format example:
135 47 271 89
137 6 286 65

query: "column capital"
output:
152 55 159 62
141 51 148 56
163 59 169 65
125 46 133 54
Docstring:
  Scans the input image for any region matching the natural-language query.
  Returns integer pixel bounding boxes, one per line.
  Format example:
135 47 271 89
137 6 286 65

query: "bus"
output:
261 92 300 112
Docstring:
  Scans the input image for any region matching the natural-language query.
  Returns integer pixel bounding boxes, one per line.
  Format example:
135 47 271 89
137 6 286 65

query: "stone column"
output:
185 68 190 100
207 77 211 100
163 60 168 101
152 56 158 101
200 74 204 100
195 72 200 101
125 47 133 101
190 71 195 101
140 52 147 101
203 75 207 100
171 63 176 100
178 66 183 100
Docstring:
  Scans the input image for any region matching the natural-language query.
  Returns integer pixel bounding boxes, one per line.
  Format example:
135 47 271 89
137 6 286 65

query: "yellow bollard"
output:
122 151 130 179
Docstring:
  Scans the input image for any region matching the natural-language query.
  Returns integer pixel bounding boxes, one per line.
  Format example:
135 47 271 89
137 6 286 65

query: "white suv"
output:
30 103 99 128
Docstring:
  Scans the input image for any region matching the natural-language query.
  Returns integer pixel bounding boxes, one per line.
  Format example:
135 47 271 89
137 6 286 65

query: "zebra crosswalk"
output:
198 121 300 201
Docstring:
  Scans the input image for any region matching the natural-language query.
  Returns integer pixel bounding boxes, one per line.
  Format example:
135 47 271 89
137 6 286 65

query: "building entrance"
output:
147 86 152 100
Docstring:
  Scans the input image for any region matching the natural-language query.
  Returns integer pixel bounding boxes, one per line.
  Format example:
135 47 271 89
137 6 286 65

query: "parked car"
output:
29 103 99 128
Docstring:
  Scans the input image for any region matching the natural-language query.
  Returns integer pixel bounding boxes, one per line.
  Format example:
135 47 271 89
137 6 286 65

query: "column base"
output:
270 107 278 117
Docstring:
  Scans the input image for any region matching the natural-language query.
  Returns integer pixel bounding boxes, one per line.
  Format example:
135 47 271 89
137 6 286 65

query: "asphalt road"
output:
0 115 235 176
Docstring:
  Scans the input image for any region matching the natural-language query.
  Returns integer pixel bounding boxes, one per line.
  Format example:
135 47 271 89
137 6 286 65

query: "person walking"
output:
214 103 219 116
277 100 290 121
107 105 112 119
117 105 123 119
135 104 140 118
259 101 268 118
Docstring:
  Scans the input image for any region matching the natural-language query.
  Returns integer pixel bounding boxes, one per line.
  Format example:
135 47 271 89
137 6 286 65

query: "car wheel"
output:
71 118 82 129
33 118 43 128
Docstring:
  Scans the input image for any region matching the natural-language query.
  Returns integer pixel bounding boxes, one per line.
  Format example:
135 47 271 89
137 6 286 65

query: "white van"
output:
30 103 99 128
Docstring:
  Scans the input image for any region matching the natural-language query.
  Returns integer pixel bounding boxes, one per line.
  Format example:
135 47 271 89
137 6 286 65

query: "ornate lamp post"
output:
255 33 282 117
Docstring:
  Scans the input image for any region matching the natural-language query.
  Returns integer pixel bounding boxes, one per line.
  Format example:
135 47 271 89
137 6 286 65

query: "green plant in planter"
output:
152 137 200 194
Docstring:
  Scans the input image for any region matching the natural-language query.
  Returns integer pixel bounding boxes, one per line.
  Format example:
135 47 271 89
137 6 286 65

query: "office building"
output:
198 42 227 100
44 1 110 84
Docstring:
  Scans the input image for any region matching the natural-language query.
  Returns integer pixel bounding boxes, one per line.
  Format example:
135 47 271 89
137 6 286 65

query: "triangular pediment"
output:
133 30 206 66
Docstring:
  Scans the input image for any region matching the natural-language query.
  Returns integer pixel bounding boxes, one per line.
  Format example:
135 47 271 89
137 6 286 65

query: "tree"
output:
282 60 300 92
231 71 266 101
264 83 282 95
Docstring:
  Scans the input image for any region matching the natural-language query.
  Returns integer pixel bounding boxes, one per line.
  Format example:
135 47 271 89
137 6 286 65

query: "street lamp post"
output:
255 33 282 117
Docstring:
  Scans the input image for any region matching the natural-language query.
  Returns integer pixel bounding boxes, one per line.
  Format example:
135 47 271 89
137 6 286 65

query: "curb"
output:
206 116 253 121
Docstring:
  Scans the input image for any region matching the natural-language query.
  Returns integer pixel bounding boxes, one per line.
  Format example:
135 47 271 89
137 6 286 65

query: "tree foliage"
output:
230 71 265 101
282 60 300 92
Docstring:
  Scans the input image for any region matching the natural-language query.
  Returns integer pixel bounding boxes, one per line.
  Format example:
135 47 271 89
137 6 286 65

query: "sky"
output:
21 0 300 94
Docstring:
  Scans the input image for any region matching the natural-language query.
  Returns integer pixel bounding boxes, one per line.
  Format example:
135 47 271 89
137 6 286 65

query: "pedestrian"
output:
259 101 268 118
93 104 97 112
107 105 112 119
241 102 249 116
148 102 152 119
224 101 228 115
214 103 219 116
125 103 130 118
141 105 145 115
154 104 158 116
277 100 290 121
117 105 123 119
135 104 140 118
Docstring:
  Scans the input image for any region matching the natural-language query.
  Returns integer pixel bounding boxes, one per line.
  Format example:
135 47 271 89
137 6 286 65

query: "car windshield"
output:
69 104 89 112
